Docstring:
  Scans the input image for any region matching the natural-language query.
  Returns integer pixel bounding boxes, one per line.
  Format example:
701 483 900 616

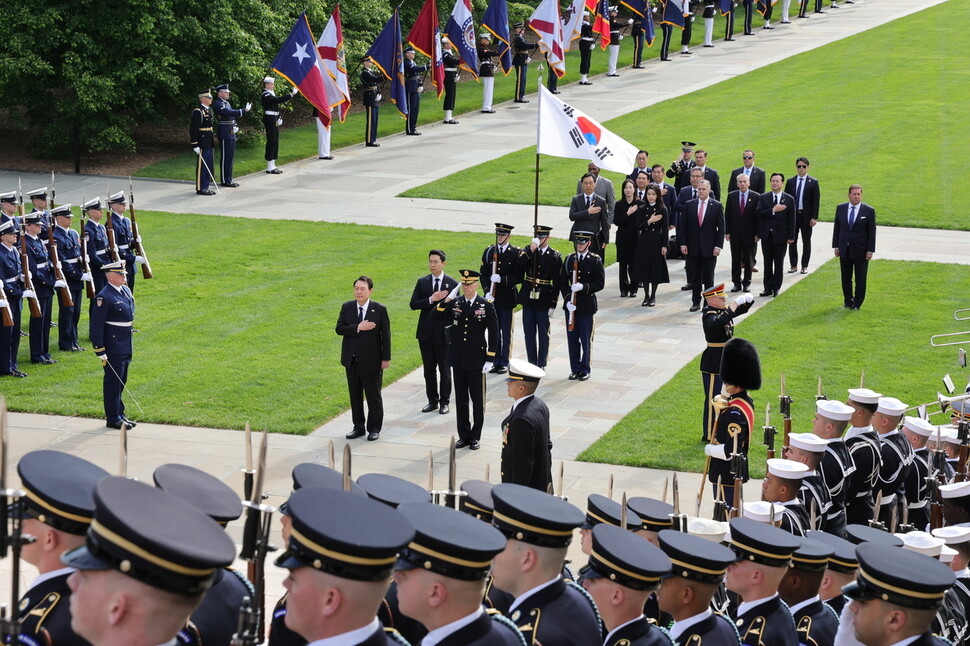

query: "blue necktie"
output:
848 205 857 229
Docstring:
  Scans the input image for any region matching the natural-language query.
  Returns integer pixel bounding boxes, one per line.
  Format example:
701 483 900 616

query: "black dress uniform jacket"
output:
792 599 838 646
481 244 522 309
268 594 306 646
824 595 846 617
700 305 746 373
189 104 214 150
755 192 796 242
512 33 538 65
820 439 855 535
501 394 552 491
478 45 497 77
843 429 878 526
337 301 391 370
607 617 673 646
905 446 931 530
518 246 562 309
434 610 527 646
559 252 605 316
798 473 832 532
674 612 741 646
90 284 134 356
441 295 498 369
190 568 255 646
735 596 798 646
508 578 602 646
708 392 753 487
361 68 383 107
18 571 90 646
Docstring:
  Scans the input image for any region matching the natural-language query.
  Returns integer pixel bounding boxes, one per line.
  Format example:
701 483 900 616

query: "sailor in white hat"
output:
761 458 811 536
786 432 833 531
873 396 913 527
843 390 885 527
815 398 857 536
902 417 938 531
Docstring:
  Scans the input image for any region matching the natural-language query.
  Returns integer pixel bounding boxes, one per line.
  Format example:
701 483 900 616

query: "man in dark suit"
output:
569 173 610 257
436 270 498 450
786 157 822 274
410 250 457 415
576 163 615 225
832 184 876 310
679 180 725 311
337 276 391 441
729 149 766 193
650 164 679 216
627 150 651 182
725 174 760 293
500 359 552 491
677 167 705 289
681 149 721 200
756 173 796 297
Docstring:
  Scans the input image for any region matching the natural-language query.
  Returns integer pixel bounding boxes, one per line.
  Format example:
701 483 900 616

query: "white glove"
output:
485 293 495 303
192 146 201 155
232 126 240 135
276 117 283 127
704 444 728 460
135 256 146 265
618 34 624 40
22 289 36 299
531 237 541 247
0 299 8 309
54 280 67 288
81 272 92 281
135 236 142 243
290 88 299 96
548 308 556 318
570 283 583 292
490 273 501 284
244 102 253 112
96 353 107 366
482 361 493 373
743 293 754 304
447 284 460 299
566 302 577 312
628 17 635 23
735 295 747 306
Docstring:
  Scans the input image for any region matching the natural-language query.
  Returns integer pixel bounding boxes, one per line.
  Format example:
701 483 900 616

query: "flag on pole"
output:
591 0 612 49
661 0 687 28
562 0 586 49
621 0 655 45
365 9 408 116
536 85 638 174
757 0 778 15
481 0 513 74
719 0 733 15
528 0 565 78
271 13 331 127
407 0 446 98
446 0 479 78
317 5 352 122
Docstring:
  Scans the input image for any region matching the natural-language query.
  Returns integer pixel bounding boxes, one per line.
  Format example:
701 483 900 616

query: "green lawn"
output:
3 214 596 433
402 0 968 231
135 13 756 181
579 259 970 477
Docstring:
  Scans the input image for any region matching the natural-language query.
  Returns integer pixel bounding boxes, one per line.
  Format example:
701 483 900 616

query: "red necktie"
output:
697 200 705 227
740 193 746 212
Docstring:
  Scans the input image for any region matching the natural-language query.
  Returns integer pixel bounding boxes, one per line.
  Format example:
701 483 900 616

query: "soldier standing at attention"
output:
0 220 26 377
481 222 522 374
699 284 753 442
50 205 85 352
190 89 216 195
441 37 461 124
107 192 140 292
561 231 605 381
403 47 428 136
518 224 562 369
261 76 297 174
213 83 252 188
361 57 383 147
578 12 595 84
477 32 498 113
512 22 538 103
23 212 60 365
91 260 136 429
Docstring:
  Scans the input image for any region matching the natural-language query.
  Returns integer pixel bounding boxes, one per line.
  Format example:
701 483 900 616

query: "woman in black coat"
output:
634 184 669 306
613 178 644 299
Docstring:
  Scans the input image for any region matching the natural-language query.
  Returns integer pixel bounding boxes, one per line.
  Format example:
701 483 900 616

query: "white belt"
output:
106 320 133 327
4 277 17 283
445 68 457 72
118 244 129 250
264 111 279 116
581 37 594 41
95 250 107 257
36 262 49 268
63 258 79 264
879 493 896 505
908 500 929 509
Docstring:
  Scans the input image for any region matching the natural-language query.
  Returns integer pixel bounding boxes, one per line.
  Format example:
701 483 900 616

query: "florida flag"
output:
271 13 331 126
317 5 352 122
528 0 565 78
536 85 637 173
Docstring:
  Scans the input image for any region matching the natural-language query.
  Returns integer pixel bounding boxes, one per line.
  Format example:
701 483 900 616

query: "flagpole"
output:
533 69 541 233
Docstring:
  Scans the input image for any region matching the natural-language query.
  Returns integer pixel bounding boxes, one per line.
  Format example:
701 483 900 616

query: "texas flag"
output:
316 5 352 122
528 0 565 78
271 13 331 126
536 85 638 173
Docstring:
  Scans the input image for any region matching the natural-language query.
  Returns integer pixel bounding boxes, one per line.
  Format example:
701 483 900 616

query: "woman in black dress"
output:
634 184 669 306
613 178 644 299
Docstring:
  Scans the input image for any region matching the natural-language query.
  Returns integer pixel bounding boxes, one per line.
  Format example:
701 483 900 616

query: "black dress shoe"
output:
689 304 701 312
367 432 380 441
725 37 736 40
607 73 620 77
71 345 86 351
703 44 716 47
633 65 645 69
763 24 774 29
642 297 650 306
772 290 779 297
470 440 481 450
219 182 240 187
490 366 508 374
366 142 381 147
481 109 496 113
759 290 773 297
443 119 460 124
579 81 593 85
196 190 215 196
620 291 628 298
121 418 137 428
19 331 27 337
800 268 808 274
346 429 366 439
550 90 561 94
266 168 284 174
780 20 791 23
660 57 671 61
439 404 449 415
578 373 590 381
319 155 334 160
648 297 656 307
681 284 692 291
106 421 125 430
13 371 27 378
681 50 693 55
406 132 422 136
421 402 438 413
514 99 530 103
743 287 751 293
730 285 742 292
568 373 579 381
455 438 471 449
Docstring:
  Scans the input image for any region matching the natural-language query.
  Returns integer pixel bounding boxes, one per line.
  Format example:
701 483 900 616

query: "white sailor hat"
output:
108 191 126 205
940 545 957 564
26 187 48 200
788 432 829 453
82 196 103 211
940 481 970 500
506 358 545 383
932 526 970 545
767 458 809 480
741 501 784 524
942 427 961 445
848 388 882 405
816 399 853 421
898 532 944 558
687 517 729 543
51 204 73 217
263 76 275 84
102 260 127 274
0 221 15 235
876 397 907 416
0 191 16 204
903 416 936 437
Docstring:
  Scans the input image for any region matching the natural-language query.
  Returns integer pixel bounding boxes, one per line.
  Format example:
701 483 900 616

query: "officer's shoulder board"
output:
486 609 529 646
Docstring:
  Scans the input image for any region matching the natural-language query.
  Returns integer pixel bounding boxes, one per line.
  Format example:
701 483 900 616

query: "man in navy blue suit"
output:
680 180 725 312
832 184 876 310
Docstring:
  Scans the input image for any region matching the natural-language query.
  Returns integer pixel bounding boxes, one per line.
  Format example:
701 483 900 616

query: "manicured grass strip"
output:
402 0 968 232
578 259 970 477
3 214 597 434
135 13 752 181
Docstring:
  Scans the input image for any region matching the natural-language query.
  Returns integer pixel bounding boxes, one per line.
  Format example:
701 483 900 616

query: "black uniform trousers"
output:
29 296 53 361
788 210 814 268
840 252 869 308
522 306 551 368
364 104 379 144
565 312 594 375
219 136 236 184
681 17 693 46
743 0 755 32
196 148 215 192
495 306 513 368
660 23 673 59
453 367 485 442
57 280 83 350
345 359 384 433
443 75 457 111
632 31 645 65
406 91 420 134
1 298 21 374
547 65 558 92
514 64 528 100
104 353 131 423
725 6 736 37
263 116 280 161
580 40 593 73
687 255 717 306
761 235 788 291
730 236 756 288
419 336 451 406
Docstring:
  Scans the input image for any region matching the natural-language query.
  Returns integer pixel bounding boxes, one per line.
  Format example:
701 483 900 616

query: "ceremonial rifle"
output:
929 424 947 530
241 422 254 501
897 495 914 534
712 475 728 522
955 420 970 482
342 444 352 492
230 596 258 646
104 183 121 263
868 490 886 531
128 176 153 279
816 376 827 401
699 393 730 516
490 237 499 299
239 430 275 643
779 374 792 450
730 417 747 519
671 473 688 531
328 439 335 469
118 422 128 477
79 194 96 299
46 185 73 308
763 403 776 460
568 252 578 331
17 181 42 319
